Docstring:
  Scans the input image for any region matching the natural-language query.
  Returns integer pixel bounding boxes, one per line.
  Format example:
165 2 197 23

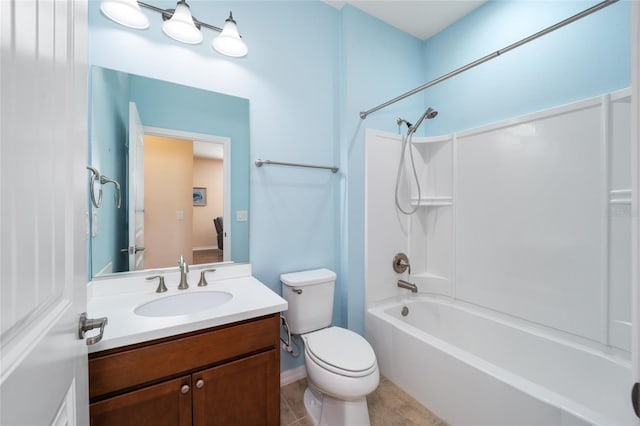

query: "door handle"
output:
78 313 108 345
120 246 146 254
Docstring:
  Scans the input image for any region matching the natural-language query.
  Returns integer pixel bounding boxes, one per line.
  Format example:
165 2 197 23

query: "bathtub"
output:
366 296 635 426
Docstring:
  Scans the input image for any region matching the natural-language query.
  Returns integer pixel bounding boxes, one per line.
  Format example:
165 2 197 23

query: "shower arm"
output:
359 0 618 120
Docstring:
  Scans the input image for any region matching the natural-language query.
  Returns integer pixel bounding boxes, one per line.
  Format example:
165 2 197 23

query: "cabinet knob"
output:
196 379 204 389
181 384 190 394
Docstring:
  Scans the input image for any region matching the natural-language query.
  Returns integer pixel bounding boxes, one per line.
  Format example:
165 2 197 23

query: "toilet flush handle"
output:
291 288 302 295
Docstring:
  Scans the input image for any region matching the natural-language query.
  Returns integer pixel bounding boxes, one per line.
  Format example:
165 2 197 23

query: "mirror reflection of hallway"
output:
144 134 225 268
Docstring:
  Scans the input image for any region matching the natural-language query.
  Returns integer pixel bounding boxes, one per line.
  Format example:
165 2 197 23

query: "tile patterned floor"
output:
280 376 448 426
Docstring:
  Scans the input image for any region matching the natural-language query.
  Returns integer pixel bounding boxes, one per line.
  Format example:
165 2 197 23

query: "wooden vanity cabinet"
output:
89 314 280 426
90 375 193 426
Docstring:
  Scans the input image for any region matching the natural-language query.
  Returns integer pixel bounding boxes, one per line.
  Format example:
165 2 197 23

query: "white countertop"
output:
87 263 288 353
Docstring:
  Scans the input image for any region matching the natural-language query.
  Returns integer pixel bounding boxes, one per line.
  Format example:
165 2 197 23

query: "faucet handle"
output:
146 275 168 293
198 269 217 287
393 253 411 274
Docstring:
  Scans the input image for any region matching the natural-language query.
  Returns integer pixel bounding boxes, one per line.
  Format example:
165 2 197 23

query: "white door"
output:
1 0 90 425
631 2 640 423
128 102 146 271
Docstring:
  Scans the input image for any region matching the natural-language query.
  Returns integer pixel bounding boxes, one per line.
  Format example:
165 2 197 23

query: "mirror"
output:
89 66 249 278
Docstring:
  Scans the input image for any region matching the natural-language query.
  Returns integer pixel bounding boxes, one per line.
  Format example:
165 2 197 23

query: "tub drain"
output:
401 306 409 317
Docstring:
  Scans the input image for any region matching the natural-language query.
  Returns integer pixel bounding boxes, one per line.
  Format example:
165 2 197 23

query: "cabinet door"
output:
90 376 192 426
193 350 279 426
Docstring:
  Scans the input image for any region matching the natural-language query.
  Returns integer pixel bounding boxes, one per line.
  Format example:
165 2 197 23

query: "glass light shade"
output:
212 15 248 58
162 1 203 44
100 0 150 29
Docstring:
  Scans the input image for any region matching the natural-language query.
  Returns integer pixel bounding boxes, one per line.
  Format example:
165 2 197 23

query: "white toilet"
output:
281 268 379 426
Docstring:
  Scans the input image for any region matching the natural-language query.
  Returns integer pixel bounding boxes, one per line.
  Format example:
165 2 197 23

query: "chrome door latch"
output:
78 312 108 345
120 245 145 254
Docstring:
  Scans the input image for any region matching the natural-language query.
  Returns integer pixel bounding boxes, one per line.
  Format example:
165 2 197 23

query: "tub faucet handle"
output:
393 253 411 274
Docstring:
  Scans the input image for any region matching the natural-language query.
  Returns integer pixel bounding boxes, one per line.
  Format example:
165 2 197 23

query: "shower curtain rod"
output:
359 0 618 120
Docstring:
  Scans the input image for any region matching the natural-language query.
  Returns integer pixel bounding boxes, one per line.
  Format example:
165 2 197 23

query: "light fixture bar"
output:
137 1 223 33
104 0 248 57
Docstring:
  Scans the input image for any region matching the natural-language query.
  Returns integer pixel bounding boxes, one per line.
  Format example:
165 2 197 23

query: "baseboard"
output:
192 245 219 251
280 365 306 387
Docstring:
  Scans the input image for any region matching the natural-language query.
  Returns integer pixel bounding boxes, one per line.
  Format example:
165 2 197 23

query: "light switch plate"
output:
236 210 248 221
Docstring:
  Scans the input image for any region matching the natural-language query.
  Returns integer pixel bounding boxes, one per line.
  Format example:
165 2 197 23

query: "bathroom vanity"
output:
86 264 287 426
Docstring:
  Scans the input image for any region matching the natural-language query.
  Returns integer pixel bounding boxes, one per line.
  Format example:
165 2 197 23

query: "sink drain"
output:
401 306 409 317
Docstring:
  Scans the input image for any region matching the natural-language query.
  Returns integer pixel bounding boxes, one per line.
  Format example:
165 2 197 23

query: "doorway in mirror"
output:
143 127 231 269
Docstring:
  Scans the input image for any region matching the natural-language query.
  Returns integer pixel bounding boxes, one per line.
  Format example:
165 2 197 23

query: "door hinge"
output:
633 382 639 418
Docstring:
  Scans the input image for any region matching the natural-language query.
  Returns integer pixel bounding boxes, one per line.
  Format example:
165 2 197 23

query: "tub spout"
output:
397 279 418 293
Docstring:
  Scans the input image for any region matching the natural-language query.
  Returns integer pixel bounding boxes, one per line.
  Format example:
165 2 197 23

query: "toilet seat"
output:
304 327 377 378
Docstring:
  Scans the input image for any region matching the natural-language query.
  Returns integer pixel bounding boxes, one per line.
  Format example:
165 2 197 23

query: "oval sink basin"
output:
134 291 233 317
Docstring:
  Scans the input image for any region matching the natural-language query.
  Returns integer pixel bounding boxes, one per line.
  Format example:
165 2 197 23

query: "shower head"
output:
408 107 438 135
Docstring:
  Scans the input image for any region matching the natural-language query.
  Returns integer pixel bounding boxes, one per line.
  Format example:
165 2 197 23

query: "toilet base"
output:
303 385 371 426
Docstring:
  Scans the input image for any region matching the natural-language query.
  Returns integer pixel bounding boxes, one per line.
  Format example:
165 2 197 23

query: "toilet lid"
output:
304 327 377 377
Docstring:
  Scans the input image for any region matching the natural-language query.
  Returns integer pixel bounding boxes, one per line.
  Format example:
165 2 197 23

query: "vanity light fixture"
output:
99 0 248 57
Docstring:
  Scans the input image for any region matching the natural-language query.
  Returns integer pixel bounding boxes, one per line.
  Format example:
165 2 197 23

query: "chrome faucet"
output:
397 279 418 293
178 255 189 290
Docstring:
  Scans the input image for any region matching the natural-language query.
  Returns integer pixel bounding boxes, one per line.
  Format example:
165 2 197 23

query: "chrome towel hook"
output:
86 166 103 208
87 166 122 209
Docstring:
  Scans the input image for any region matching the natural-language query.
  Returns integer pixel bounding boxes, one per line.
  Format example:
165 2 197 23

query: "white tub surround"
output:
87 263 287 352
365 89 635 425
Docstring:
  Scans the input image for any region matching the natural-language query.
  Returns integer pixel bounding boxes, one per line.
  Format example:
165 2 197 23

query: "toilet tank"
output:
281 268 337 335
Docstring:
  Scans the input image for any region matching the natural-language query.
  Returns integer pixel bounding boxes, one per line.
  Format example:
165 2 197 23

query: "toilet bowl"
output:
281 269 380 426
302 327 379 425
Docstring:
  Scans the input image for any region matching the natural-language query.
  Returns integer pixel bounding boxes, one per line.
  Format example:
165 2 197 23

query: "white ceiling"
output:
325 1 486 40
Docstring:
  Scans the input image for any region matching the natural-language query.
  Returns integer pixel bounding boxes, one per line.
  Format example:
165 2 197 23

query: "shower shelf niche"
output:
408 135 454 295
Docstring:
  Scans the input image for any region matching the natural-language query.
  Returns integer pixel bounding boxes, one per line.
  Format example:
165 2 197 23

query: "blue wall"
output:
421 0 630 135
88 0 631 373
90 67 129 275
339 5 425 334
